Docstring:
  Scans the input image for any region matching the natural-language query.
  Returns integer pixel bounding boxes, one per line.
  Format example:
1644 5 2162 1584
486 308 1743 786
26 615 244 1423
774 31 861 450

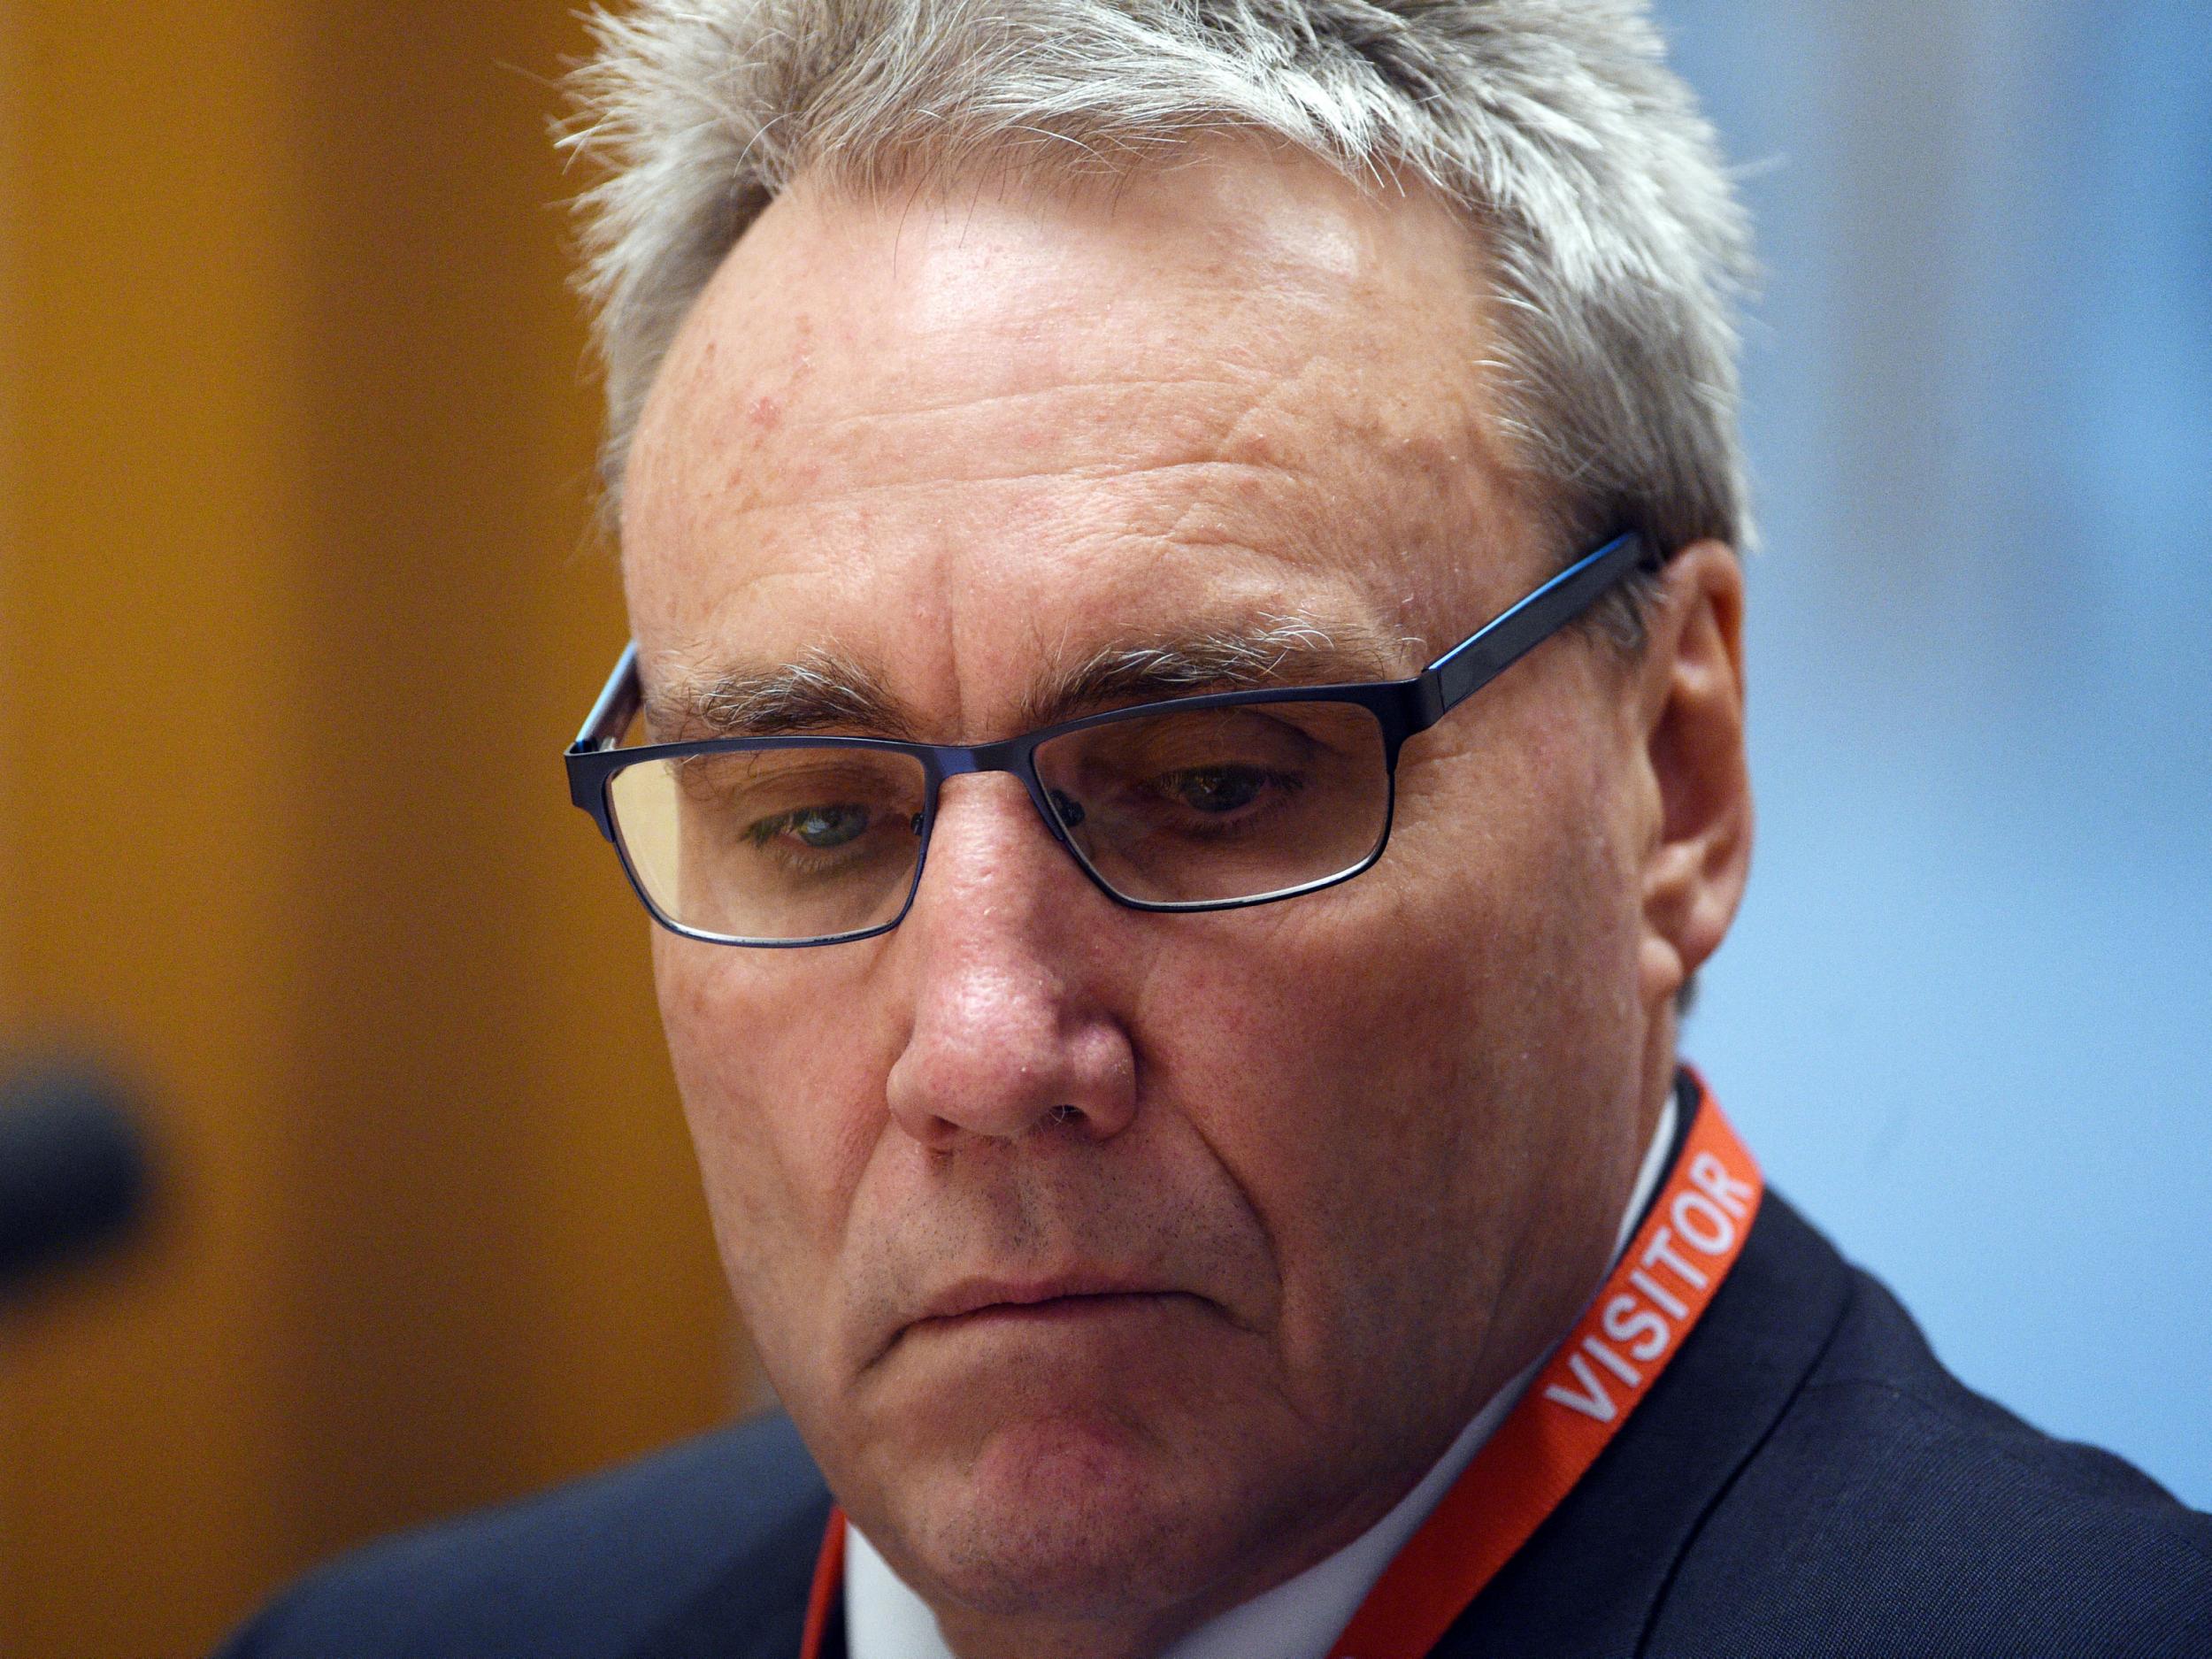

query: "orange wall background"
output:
0 5 740 1655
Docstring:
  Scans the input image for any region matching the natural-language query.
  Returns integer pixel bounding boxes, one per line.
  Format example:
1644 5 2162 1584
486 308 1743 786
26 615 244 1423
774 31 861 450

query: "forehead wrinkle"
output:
709 457 1299 522
717 376 1324 524
804 372 1259 434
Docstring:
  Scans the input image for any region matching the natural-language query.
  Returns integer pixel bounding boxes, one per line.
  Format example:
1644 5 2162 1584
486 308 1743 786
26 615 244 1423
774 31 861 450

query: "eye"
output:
1164 766 1273 814
749 803 872 849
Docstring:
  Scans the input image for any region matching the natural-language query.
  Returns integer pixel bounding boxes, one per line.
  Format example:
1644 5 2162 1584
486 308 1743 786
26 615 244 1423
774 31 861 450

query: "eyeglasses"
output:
567 530 1650 947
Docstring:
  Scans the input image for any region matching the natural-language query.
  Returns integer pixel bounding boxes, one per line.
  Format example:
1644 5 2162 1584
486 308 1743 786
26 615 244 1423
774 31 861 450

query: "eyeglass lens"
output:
607 700 1391 942
1033 700 1388 906
611 747 929 944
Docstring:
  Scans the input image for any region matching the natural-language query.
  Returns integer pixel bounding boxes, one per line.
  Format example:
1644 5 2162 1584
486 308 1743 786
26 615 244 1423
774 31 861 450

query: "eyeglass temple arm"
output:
566 641 642 821
571 641 642 753
1419 531 1650 724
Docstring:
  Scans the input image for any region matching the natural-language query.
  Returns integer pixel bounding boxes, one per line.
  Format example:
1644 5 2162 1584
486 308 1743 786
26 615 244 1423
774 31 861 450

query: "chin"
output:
895 1411 1243 1621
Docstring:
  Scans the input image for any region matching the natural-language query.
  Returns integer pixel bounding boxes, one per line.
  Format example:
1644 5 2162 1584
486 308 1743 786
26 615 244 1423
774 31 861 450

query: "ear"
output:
1629 540 1752 1010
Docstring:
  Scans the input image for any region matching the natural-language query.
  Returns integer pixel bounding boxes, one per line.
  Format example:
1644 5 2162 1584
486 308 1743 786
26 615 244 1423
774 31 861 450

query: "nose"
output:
882 775 1138 1151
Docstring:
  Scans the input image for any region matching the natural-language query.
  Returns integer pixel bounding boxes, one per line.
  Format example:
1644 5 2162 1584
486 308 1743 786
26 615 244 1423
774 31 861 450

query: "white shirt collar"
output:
847 1089 1681 1659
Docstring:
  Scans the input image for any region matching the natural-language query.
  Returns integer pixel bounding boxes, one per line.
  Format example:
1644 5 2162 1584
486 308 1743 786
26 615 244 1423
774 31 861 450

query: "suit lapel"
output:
1430 1194 1853 1658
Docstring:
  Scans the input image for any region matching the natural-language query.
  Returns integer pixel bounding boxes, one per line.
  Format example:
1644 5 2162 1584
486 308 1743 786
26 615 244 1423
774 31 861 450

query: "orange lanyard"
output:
802 1085 1762 1659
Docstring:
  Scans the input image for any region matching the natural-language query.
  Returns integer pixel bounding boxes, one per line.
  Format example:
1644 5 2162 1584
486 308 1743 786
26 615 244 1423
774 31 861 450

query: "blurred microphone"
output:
0 1056 152 1290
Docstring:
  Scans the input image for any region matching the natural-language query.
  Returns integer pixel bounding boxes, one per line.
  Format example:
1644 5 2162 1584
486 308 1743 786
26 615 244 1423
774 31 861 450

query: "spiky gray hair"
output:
565 0 1753 563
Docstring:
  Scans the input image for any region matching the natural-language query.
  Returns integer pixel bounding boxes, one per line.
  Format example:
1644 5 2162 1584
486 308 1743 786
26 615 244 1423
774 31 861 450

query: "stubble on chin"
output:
872 1394 1350 1659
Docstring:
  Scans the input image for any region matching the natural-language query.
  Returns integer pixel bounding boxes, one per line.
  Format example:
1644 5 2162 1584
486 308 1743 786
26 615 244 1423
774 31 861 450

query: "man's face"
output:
622 143 1686 1643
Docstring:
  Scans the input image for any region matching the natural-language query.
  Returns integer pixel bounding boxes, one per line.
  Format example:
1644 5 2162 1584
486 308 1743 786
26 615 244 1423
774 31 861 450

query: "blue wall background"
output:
1655 0 2210 1504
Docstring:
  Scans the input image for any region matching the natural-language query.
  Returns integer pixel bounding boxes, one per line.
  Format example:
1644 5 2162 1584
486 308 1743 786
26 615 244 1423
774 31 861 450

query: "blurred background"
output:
0 2 2204 1655
1663 0 2212 1523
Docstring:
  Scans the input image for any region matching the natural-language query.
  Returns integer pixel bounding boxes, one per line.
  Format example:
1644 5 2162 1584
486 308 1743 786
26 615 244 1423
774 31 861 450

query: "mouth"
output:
909 1275 1194 1333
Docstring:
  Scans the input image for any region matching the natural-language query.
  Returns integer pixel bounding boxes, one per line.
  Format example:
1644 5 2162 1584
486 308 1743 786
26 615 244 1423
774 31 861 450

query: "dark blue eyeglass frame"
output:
567 529 1652 946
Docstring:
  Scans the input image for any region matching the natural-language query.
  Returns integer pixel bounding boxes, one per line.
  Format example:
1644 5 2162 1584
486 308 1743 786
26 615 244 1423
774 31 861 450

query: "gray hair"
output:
565 0 1754 566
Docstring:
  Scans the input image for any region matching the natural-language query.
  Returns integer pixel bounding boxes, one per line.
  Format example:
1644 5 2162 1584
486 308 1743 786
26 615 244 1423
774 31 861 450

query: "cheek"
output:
1124 901 1494 1412
1129 718 1642 1408
652 937 888 1330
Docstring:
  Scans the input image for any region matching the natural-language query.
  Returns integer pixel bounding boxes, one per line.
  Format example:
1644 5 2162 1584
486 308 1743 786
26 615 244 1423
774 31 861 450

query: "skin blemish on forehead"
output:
623 147 1538 668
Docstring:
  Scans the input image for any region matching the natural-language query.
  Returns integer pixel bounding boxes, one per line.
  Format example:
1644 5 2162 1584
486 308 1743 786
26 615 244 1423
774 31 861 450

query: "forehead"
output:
620 141 1538 724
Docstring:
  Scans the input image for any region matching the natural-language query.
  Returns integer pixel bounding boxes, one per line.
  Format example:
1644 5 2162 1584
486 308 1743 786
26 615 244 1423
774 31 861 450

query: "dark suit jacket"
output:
218 1194 2212 1657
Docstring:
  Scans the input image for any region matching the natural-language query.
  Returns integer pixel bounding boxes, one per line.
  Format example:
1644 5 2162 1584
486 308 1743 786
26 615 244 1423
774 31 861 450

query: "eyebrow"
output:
1018 618 1414 729
646 649 909 741
646 615 1417 742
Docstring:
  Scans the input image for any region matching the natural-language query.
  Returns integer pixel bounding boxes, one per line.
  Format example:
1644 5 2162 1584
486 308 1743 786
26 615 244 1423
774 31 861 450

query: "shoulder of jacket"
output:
1647 1266 2212 1655
212 1411 828 1659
